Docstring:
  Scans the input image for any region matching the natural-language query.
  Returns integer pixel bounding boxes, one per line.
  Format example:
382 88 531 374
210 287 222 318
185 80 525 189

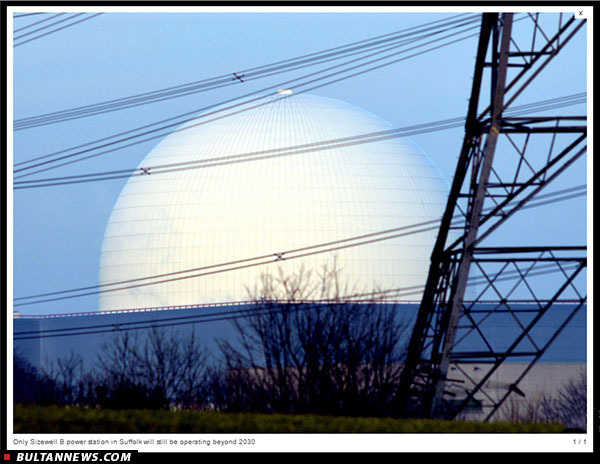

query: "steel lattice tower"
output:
396 12 587 420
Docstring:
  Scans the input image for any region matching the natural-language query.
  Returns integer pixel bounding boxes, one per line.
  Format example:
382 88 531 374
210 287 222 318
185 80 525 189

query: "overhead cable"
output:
13 93 587 189
13 262 585 340
14 13 103 48
14 185 586 307
14 13 479 130
13 17 484 174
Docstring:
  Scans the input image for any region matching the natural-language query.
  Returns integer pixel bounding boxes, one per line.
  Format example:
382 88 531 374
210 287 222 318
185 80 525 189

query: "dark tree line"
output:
14 327 213 410
14 352 55 405
13 262 587 426
92 327 213 409
14 262 411 417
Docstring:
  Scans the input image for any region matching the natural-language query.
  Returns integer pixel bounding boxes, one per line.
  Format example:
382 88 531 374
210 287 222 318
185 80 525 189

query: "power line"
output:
13 219 441 307
14 89 584 185
14 17 480 173
13 28 470 132
13 263 584 341
481 184 587 214
20 14 541 175
14 13 103 48
15 285 428 337
13 185 585 308
520 190 586 210
13 297 417 341
13 92 586 189
15 14 479 128
13 13 48 18
12 117 466 189
14 13 85 41
13 13 479 130
13 18 483 175
13 221 431 302
14 13 66 33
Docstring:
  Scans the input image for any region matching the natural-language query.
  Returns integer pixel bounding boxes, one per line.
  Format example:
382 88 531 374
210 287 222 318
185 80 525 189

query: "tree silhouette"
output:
217 259 410 416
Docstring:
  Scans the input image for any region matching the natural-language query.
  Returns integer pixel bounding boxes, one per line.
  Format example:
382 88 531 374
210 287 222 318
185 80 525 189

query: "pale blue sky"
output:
11 8 588 315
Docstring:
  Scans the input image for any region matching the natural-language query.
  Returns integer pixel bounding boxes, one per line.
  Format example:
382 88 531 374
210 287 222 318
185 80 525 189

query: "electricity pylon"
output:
396 12 587 421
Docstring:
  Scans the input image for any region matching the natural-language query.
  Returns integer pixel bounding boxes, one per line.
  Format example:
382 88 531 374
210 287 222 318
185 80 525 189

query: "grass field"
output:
14 405 565 433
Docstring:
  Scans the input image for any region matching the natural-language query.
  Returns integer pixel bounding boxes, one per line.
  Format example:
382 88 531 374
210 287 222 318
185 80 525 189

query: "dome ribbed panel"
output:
99 94 449 310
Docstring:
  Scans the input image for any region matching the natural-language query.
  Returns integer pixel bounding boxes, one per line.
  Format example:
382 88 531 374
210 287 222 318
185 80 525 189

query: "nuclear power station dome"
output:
98 92 450 310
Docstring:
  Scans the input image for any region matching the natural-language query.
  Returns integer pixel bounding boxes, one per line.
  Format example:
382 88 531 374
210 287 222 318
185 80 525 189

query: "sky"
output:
9 6 589 318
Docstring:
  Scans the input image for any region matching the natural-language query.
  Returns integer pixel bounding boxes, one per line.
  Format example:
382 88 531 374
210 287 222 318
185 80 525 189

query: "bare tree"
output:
494 370 587 431
174 328 212 409
13 352 53 404
496 392 546 424
539 370 587 431
95 327 212 409
94 330 149 409
216 259 410 416
40 351 85 405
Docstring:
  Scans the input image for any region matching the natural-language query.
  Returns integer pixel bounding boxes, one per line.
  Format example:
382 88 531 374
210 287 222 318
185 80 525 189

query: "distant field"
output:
14 405 564 433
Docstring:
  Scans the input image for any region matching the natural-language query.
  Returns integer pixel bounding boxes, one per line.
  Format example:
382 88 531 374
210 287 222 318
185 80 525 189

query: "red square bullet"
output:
3 455 10 461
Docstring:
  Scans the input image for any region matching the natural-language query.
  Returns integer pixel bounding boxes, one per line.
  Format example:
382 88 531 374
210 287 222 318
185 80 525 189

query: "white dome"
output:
98 93 449 310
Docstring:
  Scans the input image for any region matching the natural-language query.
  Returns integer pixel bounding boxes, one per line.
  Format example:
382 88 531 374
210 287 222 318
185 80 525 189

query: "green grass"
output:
14 405 565 434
